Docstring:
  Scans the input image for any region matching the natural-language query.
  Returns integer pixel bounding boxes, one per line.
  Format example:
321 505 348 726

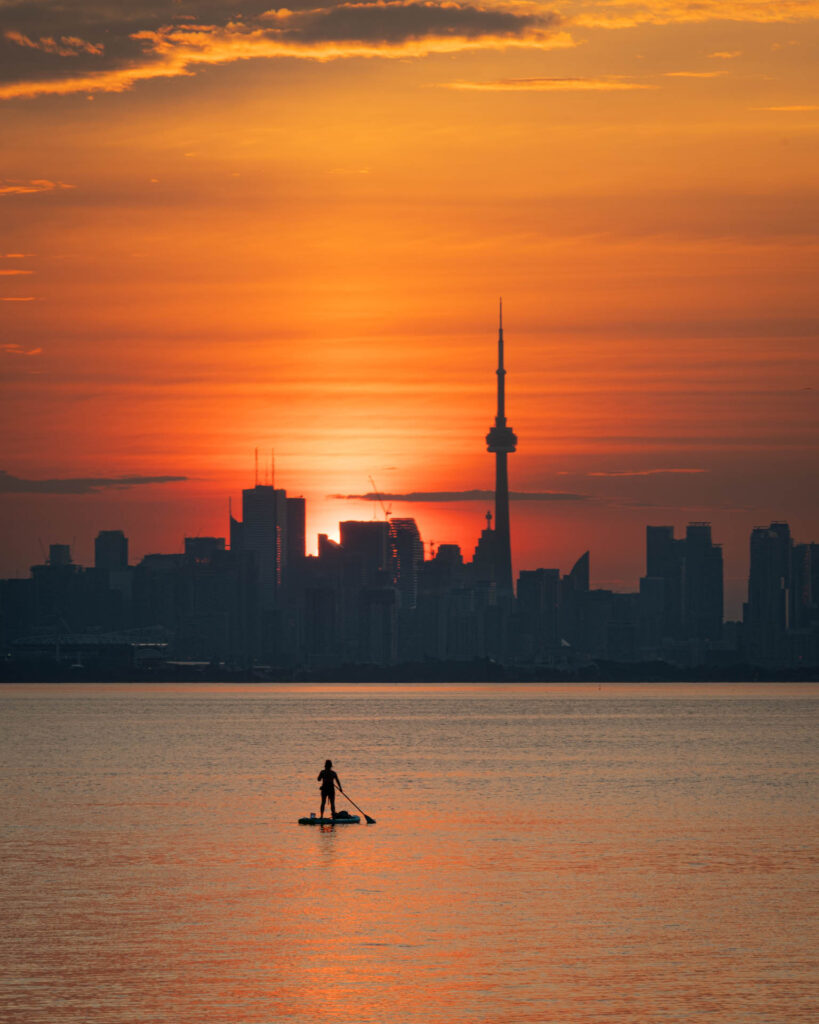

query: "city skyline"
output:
0 325 814 622
2 0 818 620
0 302 807 621
3 317 817 676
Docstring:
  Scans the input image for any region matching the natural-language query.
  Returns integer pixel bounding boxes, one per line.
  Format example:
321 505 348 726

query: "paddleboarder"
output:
317 759 342 820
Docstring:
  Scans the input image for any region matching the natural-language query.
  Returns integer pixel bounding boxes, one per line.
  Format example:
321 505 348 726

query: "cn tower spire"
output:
496 297 506 423
485 299 517 596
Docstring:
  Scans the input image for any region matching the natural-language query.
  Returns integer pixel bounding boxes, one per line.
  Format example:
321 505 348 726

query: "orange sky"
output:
1 0 818 615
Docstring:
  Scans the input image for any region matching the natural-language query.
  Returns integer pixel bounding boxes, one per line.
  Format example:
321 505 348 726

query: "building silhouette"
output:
681 523 723 641
744 522 792 666
230 485 288 610
5 509 817 674
95 530 128 571
484 301 517 597
642 523 722 643
2 314 817 675
389 518 424 610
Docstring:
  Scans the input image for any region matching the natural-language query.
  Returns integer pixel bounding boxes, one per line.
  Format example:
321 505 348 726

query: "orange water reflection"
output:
1 684 816 1023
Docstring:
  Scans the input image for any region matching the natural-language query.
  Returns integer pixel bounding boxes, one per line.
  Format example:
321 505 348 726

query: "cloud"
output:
0 3 567 100
753 105 819 111
0 470 188 494
663 70 727 78
1 344 41 355
5 30 104 56
259 1 554 44
0 179 74 195
333 489 589 501
3 0 816 103
441 76 653 91
709 51 742 59
572 0 819 30
0 268 33 275
2 0 818 103
0 296 35 301
583 468 707 478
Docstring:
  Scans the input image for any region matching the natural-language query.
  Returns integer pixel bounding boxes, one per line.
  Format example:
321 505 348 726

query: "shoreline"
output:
2 658 818 684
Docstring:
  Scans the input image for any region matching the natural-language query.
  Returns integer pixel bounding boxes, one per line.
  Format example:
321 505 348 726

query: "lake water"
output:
1 683 817 1024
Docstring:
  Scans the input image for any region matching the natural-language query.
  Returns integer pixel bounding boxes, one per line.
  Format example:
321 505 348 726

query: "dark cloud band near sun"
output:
0 471 187 494
334 490 589 502
0 2 568 99
3 0 819 100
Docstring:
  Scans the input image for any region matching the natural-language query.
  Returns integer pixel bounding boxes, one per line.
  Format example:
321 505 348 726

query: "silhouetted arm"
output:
335 774 343 792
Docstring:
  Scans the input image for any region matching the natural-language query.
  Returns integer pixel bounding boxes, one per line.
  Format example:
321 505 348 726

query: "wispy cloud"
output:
0 268 33 275
333 489 589 501
753 104 819 111
441 76 652 91
663 70 727 78
709 50 742 59
1 343 41 355
0 179 74 195
0 470 187 494
584 468 707 478
5 31 104 57
572 0 819 30
0 296 35 302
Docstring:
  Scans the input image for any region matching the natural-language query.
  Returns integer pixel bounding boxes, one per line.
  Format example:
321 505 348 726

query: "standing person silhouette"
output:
317 759 342 820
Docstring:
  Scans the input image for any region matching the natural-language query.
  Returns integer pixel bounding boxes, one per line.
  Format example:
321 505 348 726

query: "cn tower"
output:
485 300 518 595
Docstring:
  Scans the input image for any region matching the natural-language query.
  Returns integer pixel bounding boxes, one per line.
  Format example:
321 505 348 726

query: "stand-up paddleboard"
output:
299 811 360 825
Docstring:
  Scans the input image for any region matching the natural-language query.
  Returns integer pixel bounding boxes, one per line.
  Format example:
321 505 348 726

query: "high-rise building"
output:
517 568 561 655
643 524 723 641
744 522 791 664
48 544 72 567
790 542 818 631
560 551 590 650
389 518 424 609
286 496 306 580
184 537 225 563
94 530 128 571
230 484 288 610
645 525 683 638
681 523 723 641
339 521 390 586
470 511 497 585
485 301 517 597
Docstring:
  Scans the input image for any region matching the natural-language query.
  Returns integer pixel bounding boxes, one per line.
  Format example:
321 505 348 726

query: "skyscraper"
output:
643 523 723 641
485 301 517 596
681 523 723 640
744 521 791 664
645 525 682 638
389 518 424 610
230 484 288 610
94 530 128 571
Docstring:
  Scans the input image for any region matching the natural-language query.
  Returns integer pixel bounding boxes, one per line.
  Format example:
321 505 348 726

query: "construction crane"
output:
368 476 392 522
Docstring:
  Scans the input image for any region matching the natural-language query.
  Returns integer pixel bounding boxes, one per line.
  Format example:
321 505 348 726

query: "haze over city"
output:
2 0 818 618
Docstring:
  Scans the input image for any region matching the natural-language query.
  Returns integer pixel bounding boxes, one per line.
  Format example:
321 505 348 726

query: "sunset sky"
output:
2 0 817 615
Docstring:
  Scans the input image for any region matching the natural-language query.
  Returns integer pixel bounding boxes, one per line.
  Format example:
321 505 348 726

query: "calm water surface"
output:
1 683 817 1023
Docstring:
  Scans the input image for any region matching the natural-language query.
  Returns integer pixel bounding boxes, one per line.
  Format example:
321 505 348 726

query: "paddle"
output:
337 786 376 824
